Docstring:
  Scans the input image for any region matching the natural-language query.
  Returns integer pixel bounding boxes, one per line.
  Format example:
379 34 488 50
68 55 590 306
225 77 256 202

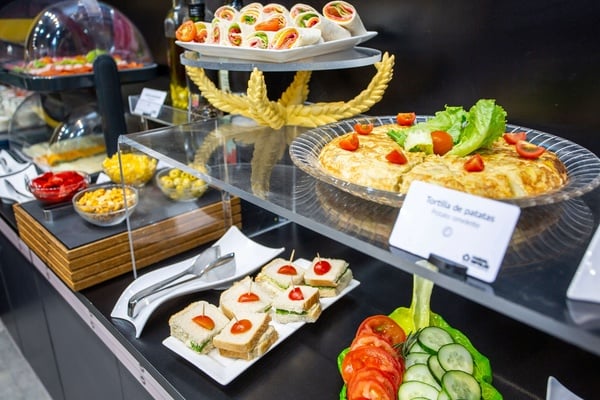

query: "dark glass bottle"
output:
188 0 205 22
164 0 189 109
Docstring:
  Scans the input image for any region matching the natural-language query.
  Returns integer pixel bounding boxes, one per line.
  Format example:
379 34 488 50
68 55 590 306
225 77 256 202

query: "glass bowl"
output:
102 152 157 187
27 170 90 204
155 167 208 202
72 184 138 227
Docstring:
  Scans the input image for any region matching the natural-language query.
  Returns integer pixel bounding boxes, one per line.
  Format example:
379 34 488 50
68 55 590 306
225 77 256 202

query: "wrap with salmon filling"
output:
322 1 367 36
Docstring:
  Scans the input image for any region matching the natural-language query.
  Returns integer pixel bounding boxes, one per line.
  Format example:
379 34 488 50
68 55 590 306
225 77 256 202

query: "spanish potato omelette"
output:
318 123 568 200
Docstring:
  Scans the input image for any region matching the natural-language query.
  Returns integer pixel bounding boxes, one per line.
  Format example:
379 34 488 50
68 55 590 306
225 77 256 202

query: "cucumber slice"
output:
410 341 429 354
404 364 442 391
437 390 450 400
398 381 440 400
417 326 454 353
428 354 445 383
437 343 474 374
441 370 481 400
406 352 431 368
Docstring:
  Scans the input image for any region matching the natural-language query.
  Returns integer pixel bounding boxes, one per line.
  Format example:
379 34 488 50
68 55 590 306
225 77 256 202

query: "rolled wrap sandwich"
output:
214 5 238 21
270 26 322 49
295 11 350 42
322 1 367 36
262 3 289 17
290 3 317 19
193 21 211 43
226 22 244 46
239 5 261 26
245 31 274 49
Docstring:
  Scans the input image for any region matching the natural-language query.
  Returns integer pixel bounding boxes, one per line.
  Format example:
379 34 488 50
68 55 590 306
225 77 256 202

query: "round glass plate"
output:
289 115 600 208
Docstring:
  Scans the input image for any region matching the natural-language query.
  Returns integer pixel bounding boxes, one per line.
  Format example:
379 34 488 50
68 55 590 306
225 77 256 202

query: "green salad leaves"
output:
389 99 507 157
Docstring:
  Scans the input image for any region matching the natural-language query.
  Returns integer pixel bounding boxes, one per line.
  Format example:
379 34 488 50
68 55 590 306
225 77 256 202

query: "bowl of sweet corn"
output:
102 152 157 187
155 167 208 202
72 184 138 227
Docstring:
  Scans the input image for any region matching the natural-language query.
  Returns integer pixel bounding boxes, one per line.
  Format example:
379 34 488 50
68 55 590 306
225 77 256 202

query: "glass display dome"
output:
24 0 153 66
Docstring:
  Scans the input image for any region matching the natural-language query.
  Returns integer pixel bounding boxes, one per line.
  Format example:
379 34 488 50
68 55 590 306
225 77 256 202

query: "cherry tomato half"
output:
176 20 197 42
238 292 260 302
396 112 416 126
231 319 252 334
288 287 304 301
313 259 332 275
515 140 545 159
356 315 407 347
347 367 397 400
339 132 359 151
503 131 527 145
385 149 408 164
277 265 297 275
354 122 374 135
464 153 485 172
431 130 454 155
192 315 215 330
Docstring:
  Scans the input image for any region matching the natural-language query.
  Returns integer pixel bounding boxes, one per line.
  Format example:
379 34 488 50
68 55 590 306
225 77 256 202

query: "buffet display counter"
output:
3 112 598 400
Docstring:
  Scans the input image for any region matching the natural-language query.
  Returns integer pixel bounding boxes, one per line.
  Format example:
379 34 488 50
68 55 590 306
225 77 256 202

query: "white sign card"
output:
567 224 600 303
133 88 168 118
389 181 521 283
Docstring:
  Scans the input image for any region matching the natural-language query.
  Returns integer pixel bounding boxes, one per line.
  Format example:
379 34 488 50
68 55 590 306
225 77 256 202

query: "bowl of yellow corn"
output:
72 184 138 227
102 152 157 187
155 167 208 202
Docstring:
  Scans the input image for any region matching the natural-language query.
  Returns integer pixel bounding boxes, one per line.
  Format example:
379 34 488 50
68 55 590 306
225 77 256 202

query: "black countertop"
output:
79 216 599 400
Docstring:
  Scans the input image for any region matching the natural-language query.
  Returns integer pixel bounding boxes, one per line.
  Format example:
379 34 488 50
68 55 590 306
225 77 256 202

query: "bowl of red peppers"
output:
27 170 90 204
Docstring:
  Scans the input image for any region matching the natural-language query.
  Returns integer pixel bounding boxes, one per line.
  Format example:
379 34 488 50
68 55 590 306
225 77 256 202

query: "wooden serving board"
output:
13 187 241 291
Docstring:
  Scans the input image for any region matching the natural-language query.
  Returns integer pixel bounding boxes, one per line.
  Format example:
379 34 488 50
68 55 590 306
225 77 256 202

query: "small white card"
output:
567 225 600 303
389 181 521 282
133 88 167 118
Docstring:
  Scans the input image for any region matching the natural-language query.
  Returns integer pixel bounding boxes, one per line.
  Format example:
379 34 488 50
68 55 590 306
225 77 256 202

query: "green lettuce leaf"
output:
447 99 507 156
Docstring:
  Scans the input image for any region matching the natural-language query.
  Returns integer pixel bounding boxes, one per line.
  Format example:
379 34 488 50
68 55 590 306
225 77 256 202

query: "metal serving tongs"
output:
127 246 235 317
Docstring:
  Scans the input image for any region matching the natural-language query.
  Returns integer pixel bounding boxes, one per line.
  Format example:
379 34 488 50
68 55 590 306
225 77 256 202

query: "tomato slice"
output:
515 140 545 159
356 315 407 347
341 346 403 387
277 265 297 275
192 315 215 330
288 287 304 300
339 132 359 151
396 112 416 126
231 319 252 334
350 333 401 360
503 131 527 145
464 153 485 172
354 122 374 135
431 130 454 155
175 20 197 42
385 149 408 164
347 367 397 400
238 292 260 302
313 259 332 275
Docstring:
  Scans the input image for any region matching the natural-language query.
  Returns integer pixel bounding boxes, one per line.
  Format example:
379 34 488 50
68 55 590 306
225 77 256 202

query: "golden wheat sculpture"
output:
185 52 395 129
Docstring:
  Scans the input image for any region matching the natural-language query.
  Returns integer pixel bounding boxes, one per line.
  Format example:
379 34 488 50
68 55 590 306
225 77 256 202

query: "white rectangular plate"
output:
163 259 360 385
176 31 377 63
